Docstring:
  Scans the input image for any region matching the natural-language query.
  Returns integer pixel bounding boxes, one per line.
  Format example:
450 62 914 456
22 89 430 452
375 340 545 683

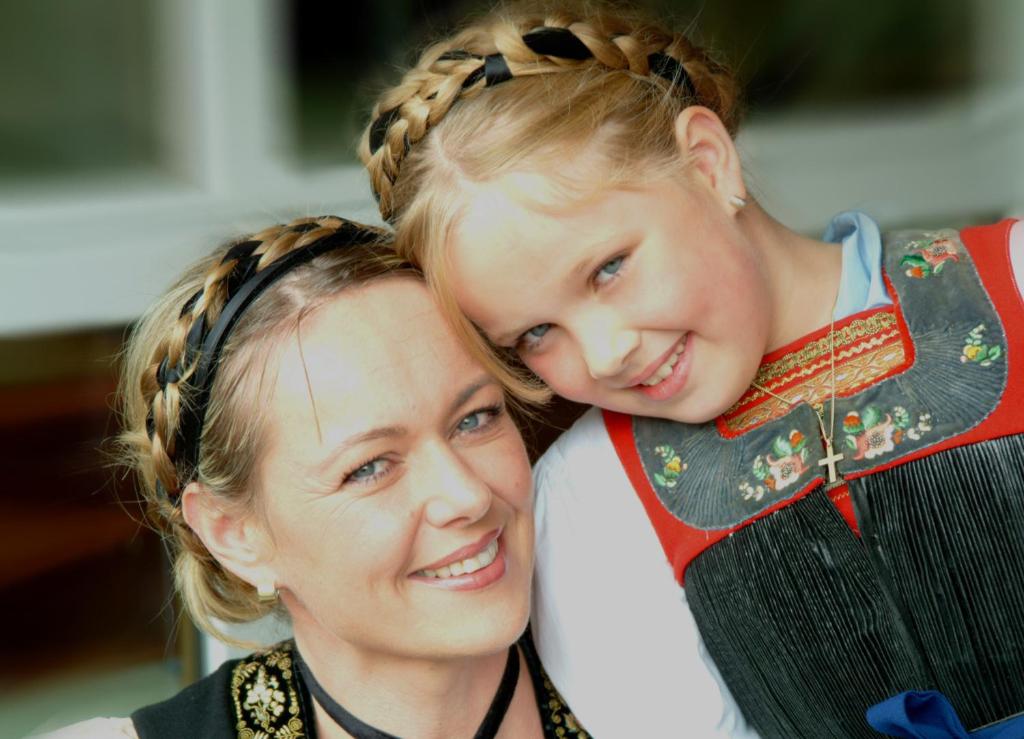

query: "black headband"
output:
151 220 381 500
368 26 696 158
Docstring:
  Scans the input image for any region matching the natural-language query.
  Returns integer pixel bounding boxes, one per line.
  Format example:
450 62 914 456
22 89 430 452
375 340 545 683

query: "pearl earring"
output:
729 194 748 209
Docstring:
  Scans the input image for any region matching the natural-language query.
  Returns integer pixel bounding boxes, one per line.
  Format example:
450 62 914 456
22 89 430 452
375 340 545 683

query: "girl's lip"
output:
408 536 508 592
413 528 500 572
633 333 693 401
629 335 687 387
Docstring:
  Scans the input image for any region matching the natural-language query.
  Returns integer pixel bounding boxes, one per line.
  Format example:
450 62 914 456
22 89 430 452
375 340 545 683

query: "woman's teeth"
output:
641 339 686 387
417 539 499 579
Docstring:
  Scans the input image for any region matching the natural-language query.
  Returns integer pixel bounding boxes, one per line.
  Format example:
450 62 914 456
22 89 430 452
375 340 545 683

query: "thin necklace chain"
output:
751 314 837 444
751 287 841 445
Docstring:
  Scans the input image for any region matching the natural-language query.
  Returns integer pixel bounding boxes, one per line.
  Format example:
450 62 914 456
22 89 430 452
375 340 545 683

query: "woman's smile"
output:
410 534 508 591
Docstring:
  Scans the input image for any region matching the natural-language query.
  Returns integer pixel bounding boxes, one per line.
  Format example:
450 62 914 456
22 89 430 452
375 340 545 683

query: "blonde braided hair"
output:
357 2 740 404
360 3 740 221
118 216 407 641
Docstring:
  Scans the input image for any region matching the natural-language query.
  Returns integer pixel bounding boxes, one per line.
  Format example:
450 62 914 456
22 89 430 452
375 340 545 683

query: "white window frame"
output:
2 0 1023 337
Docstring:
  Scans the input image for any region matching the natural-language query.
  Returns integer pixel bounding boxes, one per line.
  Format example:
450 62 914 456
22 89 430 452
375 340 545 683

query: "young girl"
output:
359 3 1024 737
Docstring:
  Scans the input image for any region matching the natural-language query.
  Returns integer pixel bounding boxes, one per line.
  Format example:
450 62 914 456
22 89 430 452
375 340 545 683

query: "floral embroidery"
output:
653 444 688 489
740 430 811 502
900 237 960 278
843 405 932 460
230 643 306 738
961 324 1003 366
243 667 287 726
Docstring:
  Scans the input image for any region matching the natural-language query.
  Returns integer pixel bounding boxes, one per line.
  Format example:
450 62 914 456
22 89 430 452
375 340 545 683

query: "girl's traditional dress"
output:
533 214 1024 738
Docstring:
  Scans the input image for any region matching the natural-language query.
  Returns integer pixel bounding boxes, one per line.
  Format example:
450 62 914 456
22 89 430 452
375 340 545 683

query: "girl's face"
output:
257 279 533 661
447 173 774 424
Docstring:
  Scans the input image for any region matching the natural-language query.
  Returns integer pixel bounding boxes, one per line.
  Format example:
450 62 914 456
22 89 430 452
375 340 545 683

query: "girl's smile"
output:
449 171 775 424
632 333 693 400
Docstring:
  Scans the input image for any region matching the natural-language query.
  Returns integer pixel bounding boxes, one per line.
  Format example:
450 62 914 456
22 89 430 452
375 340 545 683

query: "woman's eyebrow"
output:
313 426 406 475
449 377 497 414
311 378 494 475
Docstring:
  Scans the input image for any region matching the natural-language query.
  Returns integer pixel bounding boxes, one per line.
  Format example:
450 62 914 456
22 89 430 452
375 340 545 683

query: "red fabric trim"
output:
718 301 914 438
828 484 860 534
607 220 1021 585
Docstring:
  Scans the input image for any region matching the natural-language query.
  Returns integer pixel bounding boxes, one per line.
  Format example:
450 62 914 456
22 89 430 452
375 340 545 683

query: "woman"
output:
51 216 587 738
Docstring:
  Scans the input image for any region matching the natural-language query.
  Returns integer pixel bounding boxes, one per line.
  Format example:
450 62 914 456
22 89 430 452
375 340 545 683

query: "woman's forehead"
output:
269 281 480 433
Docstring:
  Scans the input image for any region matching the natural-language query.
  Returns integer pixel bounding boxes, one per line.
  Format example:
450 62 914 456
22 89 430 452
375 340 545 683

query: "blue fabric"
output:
823 210 893 320
867 691 1024 738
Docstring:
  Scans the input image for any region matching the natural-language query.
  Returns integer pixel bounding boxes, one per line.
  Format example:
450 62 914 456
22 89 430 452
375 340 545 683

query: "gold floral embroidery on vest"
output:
231 644 306 738
539 671 591 738
723 312 907 434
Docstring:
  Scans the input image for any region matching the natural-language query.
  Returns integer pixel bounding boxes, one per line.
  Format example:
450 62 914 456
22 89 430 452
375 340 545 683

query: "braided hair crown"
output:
117 216 403 640
359 2 741 222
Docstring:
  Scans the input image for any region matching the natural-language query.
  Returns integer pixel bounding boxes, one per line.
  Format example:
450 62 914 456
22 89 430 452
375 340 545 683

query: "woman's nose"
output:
421 443 492 527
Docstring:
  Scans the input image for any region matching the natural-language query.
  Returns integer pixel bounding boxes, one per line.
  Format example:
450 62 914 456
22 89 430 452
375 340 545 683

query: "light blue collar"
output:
822 211 893 320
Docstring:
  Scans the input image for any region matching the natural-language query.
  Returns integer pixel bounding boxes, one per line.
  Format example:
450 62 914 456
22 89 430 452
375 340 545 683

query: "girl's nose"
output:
578 317 640 380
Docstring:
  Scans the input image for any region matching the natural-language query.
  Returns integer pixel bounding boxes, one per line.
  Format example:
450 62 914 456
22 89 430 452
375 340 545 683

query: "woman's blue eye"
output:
457 406 501 434
596 256 624 283
348 459 386 482
458 413 483 432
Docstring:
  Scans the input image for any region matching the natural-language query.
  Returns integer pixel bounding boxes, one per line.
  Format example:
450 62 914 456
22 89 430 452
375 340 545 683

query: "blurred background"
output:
2 0 1023 736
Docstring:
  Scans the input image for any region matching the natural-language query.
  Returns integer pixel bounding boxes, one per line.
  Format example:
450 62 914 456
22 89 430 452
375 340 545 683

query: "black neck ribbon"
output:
294 644 520 739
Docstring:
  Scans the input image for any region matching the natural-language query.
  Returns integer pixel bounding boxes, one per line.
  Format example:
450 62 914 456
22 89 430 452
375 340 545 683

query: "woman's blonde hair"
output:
359 1 741 403
118 216 410 641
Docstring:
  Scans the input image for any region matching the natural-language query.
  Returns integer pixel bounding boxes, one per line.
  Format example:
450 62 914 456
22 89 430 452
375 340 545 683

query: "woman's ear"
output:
180 481 276 592
673 106 746 206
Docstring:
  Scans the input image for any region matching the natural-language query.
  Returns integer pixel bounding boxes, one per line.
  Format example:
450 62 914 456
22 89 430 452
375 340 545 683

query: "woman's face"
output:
447 173 773 424
257 279 533 661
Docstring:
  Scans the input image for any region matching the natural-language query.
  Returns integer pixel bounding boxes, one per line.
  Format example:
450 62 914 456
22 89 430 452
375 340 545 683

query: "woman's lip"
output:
629 335 687 387
409 537 507 592
413 528 500 573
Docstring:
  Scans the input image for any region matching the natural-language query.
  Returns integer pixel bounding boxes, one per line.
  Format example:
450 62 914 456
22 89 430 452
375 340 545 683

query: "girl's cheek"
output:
524 350 565 387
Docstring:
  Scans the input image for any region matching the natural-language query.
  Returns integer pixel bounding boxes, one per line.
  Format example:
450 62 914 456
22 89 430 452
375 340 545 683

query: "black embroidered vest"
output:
131 629 589 738
606 221 1024 737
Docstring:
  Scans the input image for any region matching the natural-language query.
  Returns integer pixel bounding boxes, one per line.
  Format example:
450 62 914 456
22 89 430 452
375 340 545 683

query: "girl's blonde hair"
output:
359 1 740 403
118 216 410 641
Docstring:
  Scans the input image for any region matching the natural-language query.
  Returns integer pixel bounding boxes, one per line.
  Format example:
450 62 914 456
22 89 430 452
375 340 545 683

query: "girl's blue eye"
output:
595 256 624 284
517 323 552 353
525 323 551 340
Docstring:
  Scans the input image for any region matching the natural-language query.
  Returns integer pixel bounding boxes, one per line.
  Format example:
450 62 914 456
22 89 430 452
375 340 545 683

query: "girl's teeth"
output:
417 539 499 579
642 339 686 387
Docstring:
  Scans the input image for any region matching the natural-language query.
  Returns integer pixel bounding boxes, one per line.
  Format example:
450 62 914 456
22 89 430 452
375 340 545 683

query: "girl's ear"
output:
181 481 277 592
672 106 746 206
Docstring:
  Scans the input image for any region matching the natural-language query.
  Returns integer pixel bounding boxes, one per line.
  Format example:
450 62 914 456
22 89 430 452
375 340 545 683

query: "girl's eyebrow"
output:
491 236 630 346
568 238 618 277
